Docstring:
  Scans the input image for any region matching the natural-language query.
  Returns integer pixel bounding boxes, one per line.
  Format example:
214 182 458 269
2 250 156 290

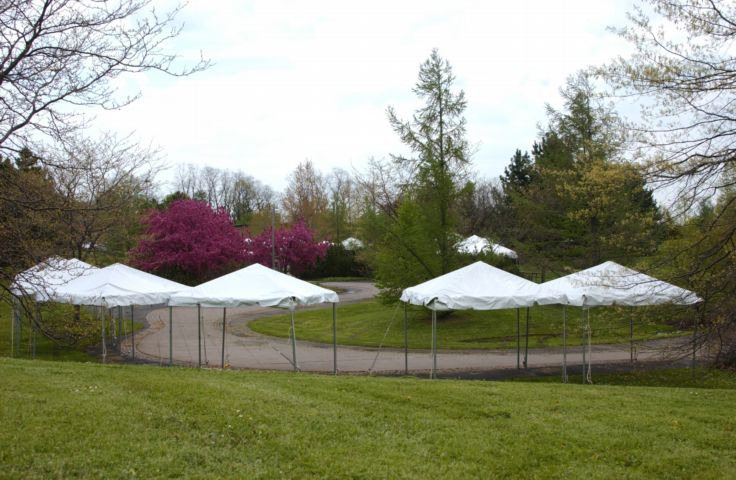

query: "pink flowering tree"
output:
249 220 329 276
130 199 248 284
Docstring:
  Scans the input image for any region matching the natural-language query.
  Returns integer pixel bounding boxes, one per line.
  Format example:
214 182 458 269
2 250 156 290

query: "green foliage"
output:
2 358 735 478
501 74 664 271
303 244 369 280
367 50 471 301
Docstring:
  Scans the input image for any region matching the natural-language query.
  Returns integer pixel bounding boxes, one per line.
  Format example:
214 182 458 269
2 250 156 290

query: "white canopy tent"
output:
540 261 702 382
9 257 98 357
169 263 340 371
455 235 518 260
400 261 566 377
50 263 187 363
541 261 701 307
11 257 98 301
51 263 185 307
341 237 364 250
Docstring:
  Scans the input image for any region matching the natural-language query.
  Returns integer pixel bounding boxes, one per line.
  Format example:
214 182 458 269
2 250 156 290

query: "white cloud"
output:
92 0 636 192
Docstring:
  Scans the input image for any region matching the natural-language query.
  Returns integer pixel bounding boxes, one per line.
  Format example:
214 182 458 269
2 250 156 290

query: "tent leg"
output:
562 306 568 383
523 308 530 369
516 308 520 369
332 303 337 375
431 309 437 379
692 318 698 373
197 303 201 368
32 302 40 359
130 304 135 361
290 310 298 372
169 306 173 367
10 297 17 358
101 306 106 364
585 308 592 384
580 308 585 384
117 305 122 347
221 308 227 369
630 318 634 364
404 303 408 375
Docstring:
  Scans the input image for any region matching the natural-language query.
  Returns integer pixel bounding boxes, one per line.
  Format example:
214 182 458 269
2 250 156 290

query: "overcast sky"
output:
94 0 636 192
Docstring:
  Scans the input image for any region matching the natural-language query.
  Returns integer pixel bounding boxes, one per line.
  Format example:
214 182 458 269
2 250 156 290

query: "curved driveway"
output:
125 282 689 374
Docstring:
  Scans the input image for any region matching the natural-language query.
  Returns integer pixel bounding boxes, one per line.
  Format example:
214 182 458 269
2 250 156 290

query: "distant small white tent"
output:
456 235 518 260
341 237 364 250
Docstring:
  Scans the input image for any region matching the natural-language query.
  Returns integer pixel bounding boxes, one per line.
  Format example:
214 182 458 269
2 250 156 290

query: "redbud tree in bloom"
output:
130 199 247 284
249 220 329 276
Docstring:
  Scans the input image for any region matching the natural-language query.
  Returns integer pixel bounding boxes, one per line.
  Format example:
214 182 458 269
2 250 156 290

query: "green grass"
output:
246 301 686 349
0 358 734 478
514 367 736 390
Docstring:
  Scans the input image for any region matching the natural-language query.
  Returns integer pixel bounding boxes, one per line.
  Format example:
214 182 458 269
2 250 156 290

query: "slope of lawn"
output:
512 367 736 389
245 300 687 350
1 358 734 479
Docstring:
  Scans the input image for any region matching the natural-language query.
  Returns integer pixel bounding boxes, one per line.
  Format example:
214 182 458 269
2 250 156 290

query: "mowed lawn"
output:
246 300 687 350
1 359 734 479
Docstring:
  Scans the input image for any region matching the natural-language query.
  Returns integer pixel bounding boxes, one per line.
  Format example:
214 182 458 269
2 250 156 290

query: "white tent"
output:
401 261 563 310
9 257 98 358
341 237 364 250
52 263 186 307
539 261 702 383
48 263 188 363
11 257 98 302
169 263 340 371
400 261 566 378
455 235 518 260
169 263 338 308
540 260 701 307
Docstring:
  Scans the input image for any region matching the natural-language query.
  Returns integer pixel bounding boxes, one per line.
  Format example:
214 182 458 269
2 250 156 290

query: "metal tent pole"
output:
101 304 106 364
630 318 634 364
523 308 530 368
581 308 586 384
431 309 437 379
169 306 173 367
32 302 40 359
130 304 135 361
332 303 337 375
290 309 298 372
221 308 227 369
404 303 408 375
586 308 592 384
197 303 202 368
692 318 698 373
562 306 568 383
117 305 122 346
516 308 520 369
10 297 17 358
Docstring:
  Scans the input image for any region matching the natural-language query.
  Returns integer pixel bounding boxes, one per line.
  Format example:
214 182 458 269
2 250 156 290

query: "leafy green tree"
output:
595 0 736 366
503 74 663 273
366 50 470 300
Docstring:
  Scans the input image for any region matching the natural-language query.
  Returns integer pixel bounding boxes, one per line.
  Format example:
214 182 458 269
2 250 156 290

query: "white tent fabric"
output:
10 257 98 301
168 263 340 308
456 235 518 259
51 263 187 307
400 261 565 311
341 237 364 250
540 261 701 307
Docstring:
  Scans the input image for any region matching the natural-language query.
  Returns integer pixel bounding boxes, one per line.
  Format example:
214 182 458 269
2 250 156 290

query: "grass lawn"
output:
513 367 736 389
246 300 687 350
0 358 734 478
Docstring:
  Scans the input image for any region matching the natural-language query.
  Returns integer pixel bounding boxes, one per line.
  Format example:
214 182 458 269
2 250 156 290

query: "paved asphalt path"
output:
123 282 691 375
